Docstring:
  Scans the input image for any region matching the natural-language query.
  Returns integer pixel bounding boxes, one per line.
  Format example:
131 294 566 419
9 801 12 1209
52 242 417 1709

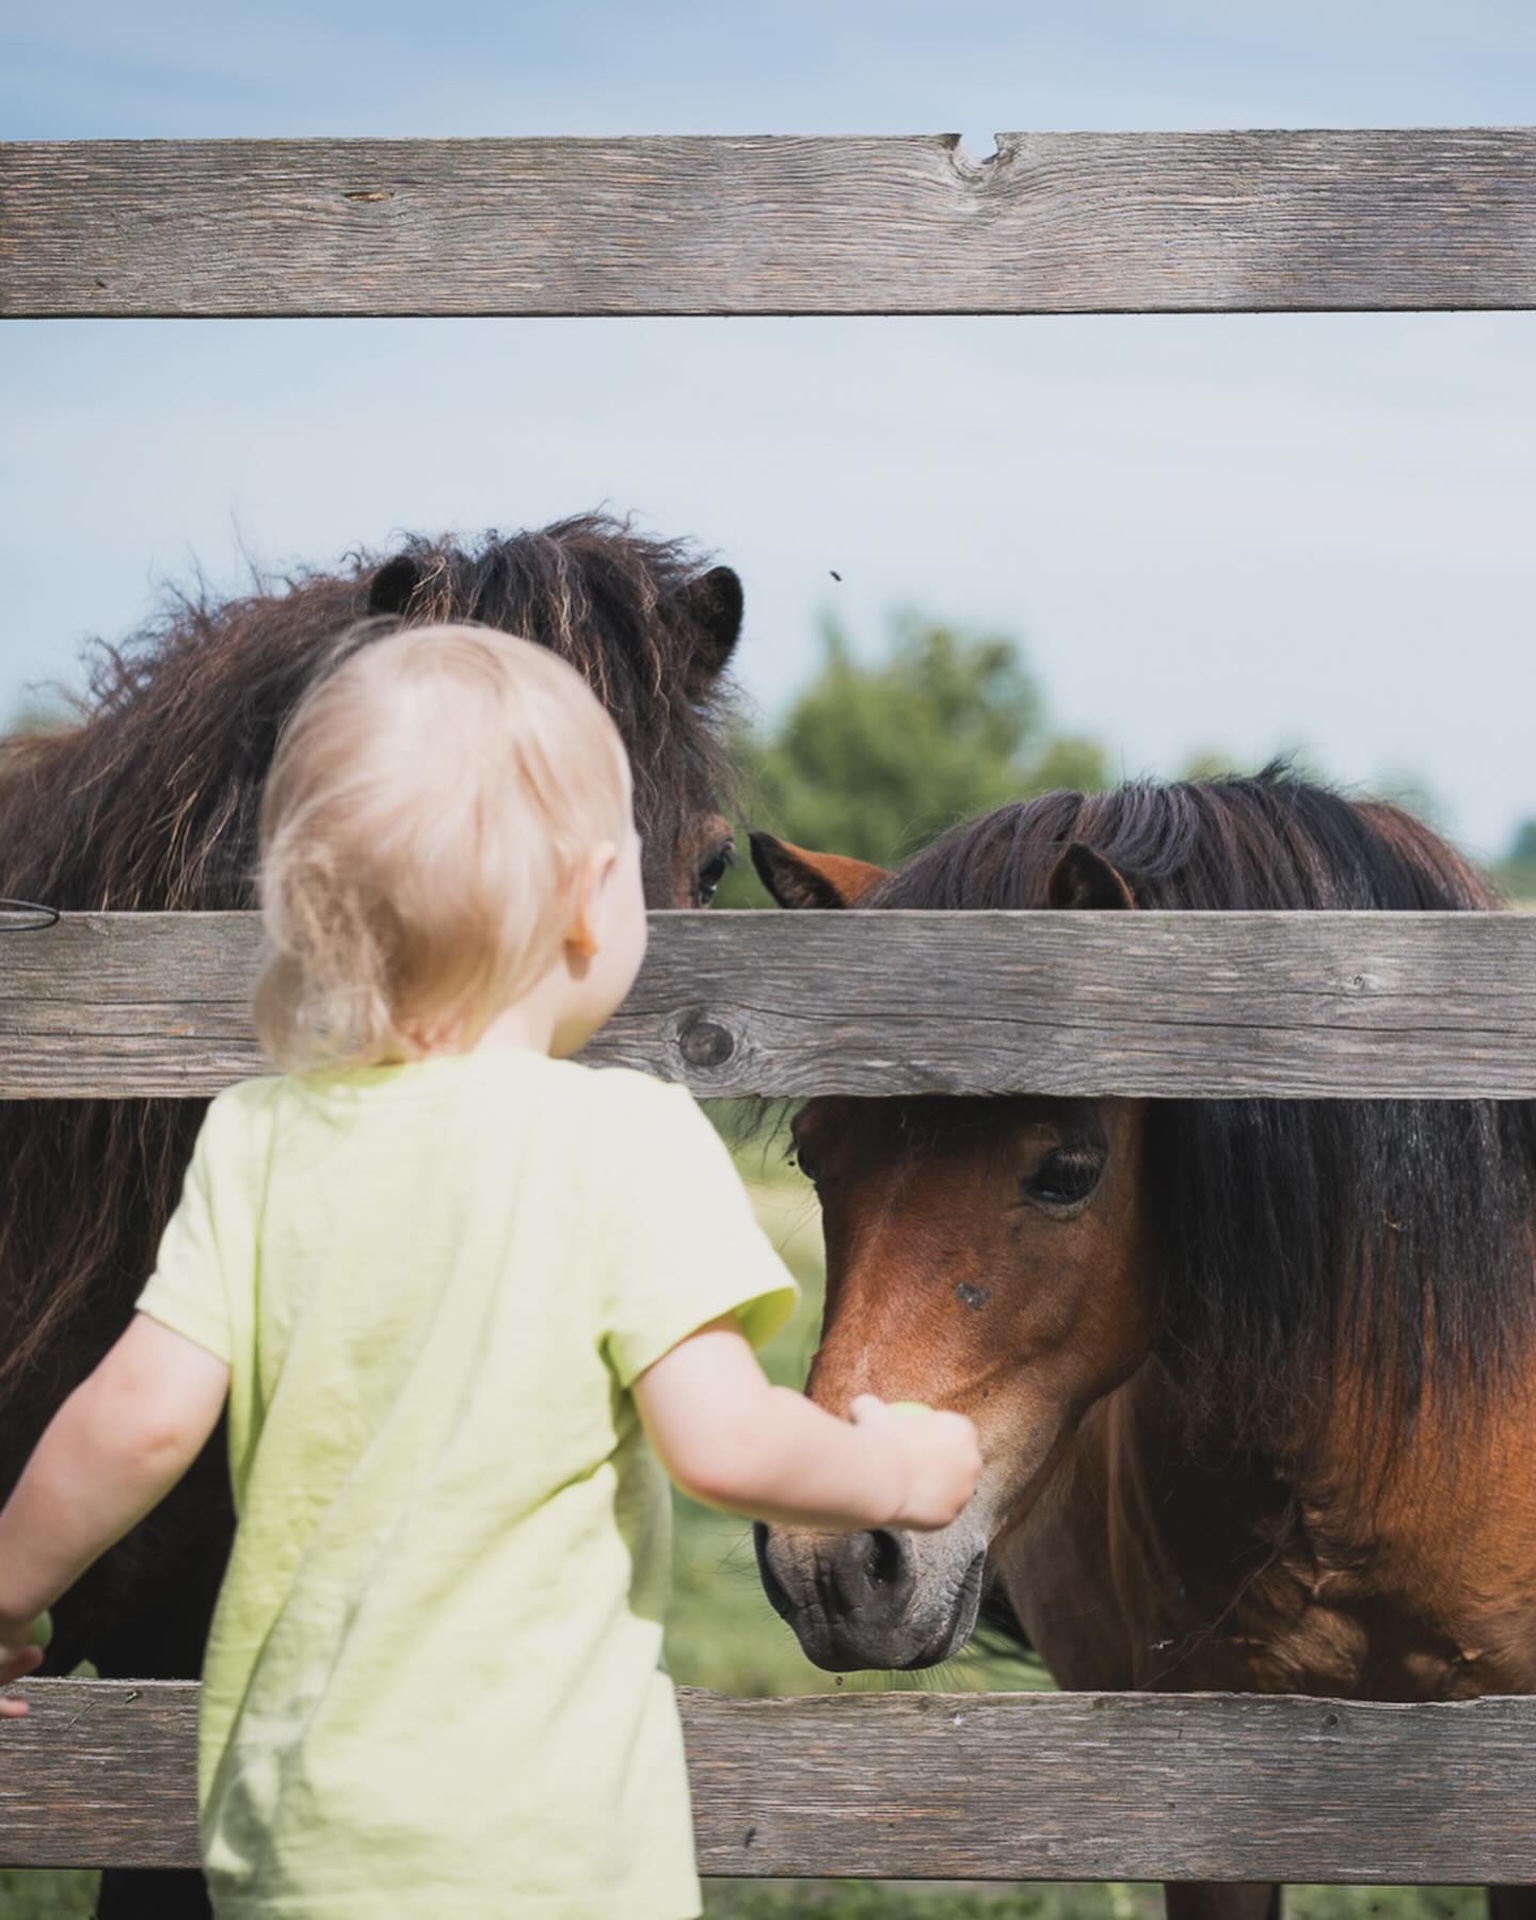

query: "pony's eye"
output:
1024 1151 1104 1211
694 843 735 907
792 1148 820 1184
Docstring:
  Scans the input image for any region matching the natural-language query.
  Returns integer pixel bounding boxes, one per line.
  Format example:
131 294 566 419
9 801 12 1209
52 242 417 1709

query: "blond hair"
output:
254 623 631 1071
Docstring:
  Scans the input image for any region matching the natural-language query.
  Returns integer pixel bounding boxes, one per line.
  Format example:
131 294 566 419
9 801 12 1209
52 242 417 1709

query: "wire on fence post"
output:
0 900 61 932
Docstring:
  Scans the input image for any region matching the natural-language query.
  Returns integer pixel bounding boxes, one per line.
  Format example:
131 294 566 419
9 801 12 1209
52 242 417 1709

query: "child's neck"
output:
471 999 559 1056
416 954 596 1063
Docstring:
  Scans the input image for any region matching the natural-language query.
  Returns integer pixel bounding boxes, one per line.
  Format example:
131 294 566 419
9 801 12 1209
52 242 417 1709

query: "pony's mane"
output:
867 769 1536 1450
0 513 735 914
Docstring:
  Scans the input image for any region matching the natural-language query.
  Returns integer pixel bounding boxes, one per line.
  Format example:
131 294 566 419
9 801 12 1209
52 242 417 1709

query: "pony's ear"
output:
678 566 744 685
366 555 424 618
1047 843 1135 911
750 832 890 910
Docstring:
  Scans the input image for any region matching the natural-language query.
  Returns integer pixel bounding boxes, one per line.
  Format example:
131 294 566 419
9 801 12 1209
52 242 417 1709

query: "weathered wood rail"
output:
7 1680 1536 1883
3 909 1536 1100
5 130 1536 319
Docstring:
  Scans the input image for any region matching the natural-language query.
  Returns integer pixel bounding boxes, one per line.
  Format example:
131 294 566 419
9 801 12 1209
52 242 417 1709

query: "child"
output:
0 624 980 1918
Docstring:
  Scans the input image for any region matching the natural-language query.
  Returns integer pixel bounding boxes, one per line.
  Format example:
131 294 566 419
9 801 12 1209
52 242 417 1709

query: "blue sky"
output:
4 1 1534 854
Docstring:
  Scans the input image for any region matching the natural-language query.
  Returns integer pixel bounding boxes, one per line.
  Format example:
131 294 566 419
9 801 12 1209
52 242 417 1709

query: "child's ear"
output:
567 842 619 959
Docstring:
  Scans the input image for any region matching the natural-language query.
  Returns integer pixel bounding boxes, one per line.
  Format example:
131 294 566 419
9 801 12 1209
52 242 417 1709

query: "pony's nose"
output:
756 1522 980 1671
822 1528 916 1620
755 1523 915 1639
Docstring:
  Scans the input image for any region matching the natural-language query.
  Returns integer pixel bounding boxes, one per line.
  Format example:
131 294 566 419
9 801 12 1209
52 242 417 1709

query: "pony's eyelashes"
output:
1018 1148 1106 1216
789 1105 831 1185
693 836 735 908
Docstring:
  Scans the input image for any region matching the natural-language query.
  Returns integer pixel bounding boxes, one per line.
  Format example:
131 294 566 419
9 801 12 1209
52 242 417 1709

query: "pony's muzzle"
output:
754 1522 983 1671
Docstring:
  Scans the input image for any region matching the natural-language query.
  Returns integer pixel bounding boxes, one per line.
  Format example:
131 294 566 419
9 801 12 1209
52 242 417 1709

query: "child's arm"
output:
634 1318 980 1532
0 1314 230 1714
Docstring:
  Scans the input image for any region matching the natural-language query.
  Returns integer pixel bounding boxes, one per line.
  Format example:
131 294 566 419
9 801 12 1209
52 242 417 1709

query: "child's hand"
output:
637 1324 981 1533
849 1396 981 1531
0 1621 45 1718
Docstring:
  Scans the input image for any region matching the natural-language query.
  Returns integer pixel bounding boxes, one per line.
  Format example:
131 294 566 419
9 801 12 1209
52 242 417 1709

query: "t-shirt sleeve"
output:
599 1077 800 1388
135 1095 238 1364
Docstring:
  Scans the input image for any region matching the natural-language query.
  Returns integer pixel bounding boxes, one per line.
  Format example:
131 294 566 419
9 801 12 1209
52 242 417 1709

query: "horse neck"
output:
1113 1347 1536 1633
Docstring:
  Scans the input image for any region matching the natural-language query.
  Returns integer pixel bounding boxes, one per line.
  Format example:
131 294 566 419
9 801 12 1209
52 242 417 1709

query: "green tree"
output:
1493 818 1536 904
1179 748 1241 782
1370 768 1447 833
4 689 74 736
722 614 1108 903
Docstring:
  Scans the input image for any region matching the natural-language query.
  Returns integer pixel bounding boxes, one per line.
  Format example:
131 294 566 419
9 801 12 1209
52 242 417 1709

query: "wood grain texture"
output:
8 1681 1536 1880
5 131 1536 318
0 1680 198 1869
684 1689 1536 1883
3 910 1536 1100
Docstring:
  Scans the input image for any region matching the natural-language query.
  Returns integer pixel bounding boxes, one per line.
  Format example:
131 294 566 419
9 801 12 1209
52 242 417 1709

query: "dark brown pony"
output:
753 772 1536 1920
0 514 745 1919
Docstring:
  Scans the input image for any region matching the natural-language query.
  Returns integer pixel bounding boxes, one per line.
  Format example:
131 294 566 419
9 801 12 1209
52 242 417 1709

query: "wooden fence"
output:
4 130 1536 1888
8 1679 1536 1883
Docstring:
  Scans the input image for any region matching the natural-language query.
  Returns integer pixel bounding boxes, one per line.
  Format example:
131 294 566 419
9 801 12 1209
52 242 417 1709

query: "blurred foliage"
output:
1177 748 1238 783
0 1864 1480 1920
719 615 1110 906
1368 769 1449 835
2 690 74 737
0 690 74 780
705 1885 1481 1918
0 1871 99 1917
1177 745 1333 789
1494 818 1536 905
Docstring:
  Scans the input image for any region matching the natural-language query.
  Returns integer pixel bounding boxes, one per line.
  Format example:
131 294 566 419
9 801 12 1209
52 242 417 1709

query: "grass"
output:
0 1871 98 1918
0 1873 1487 1920
705 1890 1483 1919
0 1117 1498 1916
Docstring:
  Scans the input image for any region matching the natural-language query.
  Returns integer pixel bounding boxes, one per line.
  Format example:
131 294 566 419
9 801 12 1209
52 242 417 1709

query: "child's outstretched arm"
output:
0 1314 230 1714
634 1318 980 1532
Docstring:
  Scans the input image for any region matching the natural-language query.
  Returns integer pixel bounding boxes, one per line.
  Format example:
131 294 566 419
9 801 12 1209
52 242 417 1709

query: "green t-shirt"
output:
136 1052 797 1919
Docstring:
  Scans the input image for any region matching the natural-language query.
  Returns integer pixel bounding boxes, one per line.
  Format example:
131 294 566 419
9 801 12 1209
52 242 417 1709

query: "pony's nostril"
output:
864 1529 905 1590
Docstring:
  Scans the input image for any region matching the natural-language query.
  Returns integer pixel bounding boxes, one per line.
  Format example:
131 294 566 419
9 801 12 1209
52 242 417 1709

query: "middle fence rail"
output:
1 909 1535 1100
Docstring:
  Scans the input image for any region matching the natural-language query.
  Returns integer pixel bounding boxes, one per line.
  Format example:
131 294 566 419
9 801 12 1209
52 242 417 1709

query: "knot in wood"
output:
678 1015 735 1070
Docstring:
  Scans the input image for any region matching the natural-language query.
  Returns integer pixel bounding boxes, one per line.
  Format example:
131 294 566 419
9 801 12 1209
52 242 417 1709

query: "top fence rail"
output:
4 130 1536 319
